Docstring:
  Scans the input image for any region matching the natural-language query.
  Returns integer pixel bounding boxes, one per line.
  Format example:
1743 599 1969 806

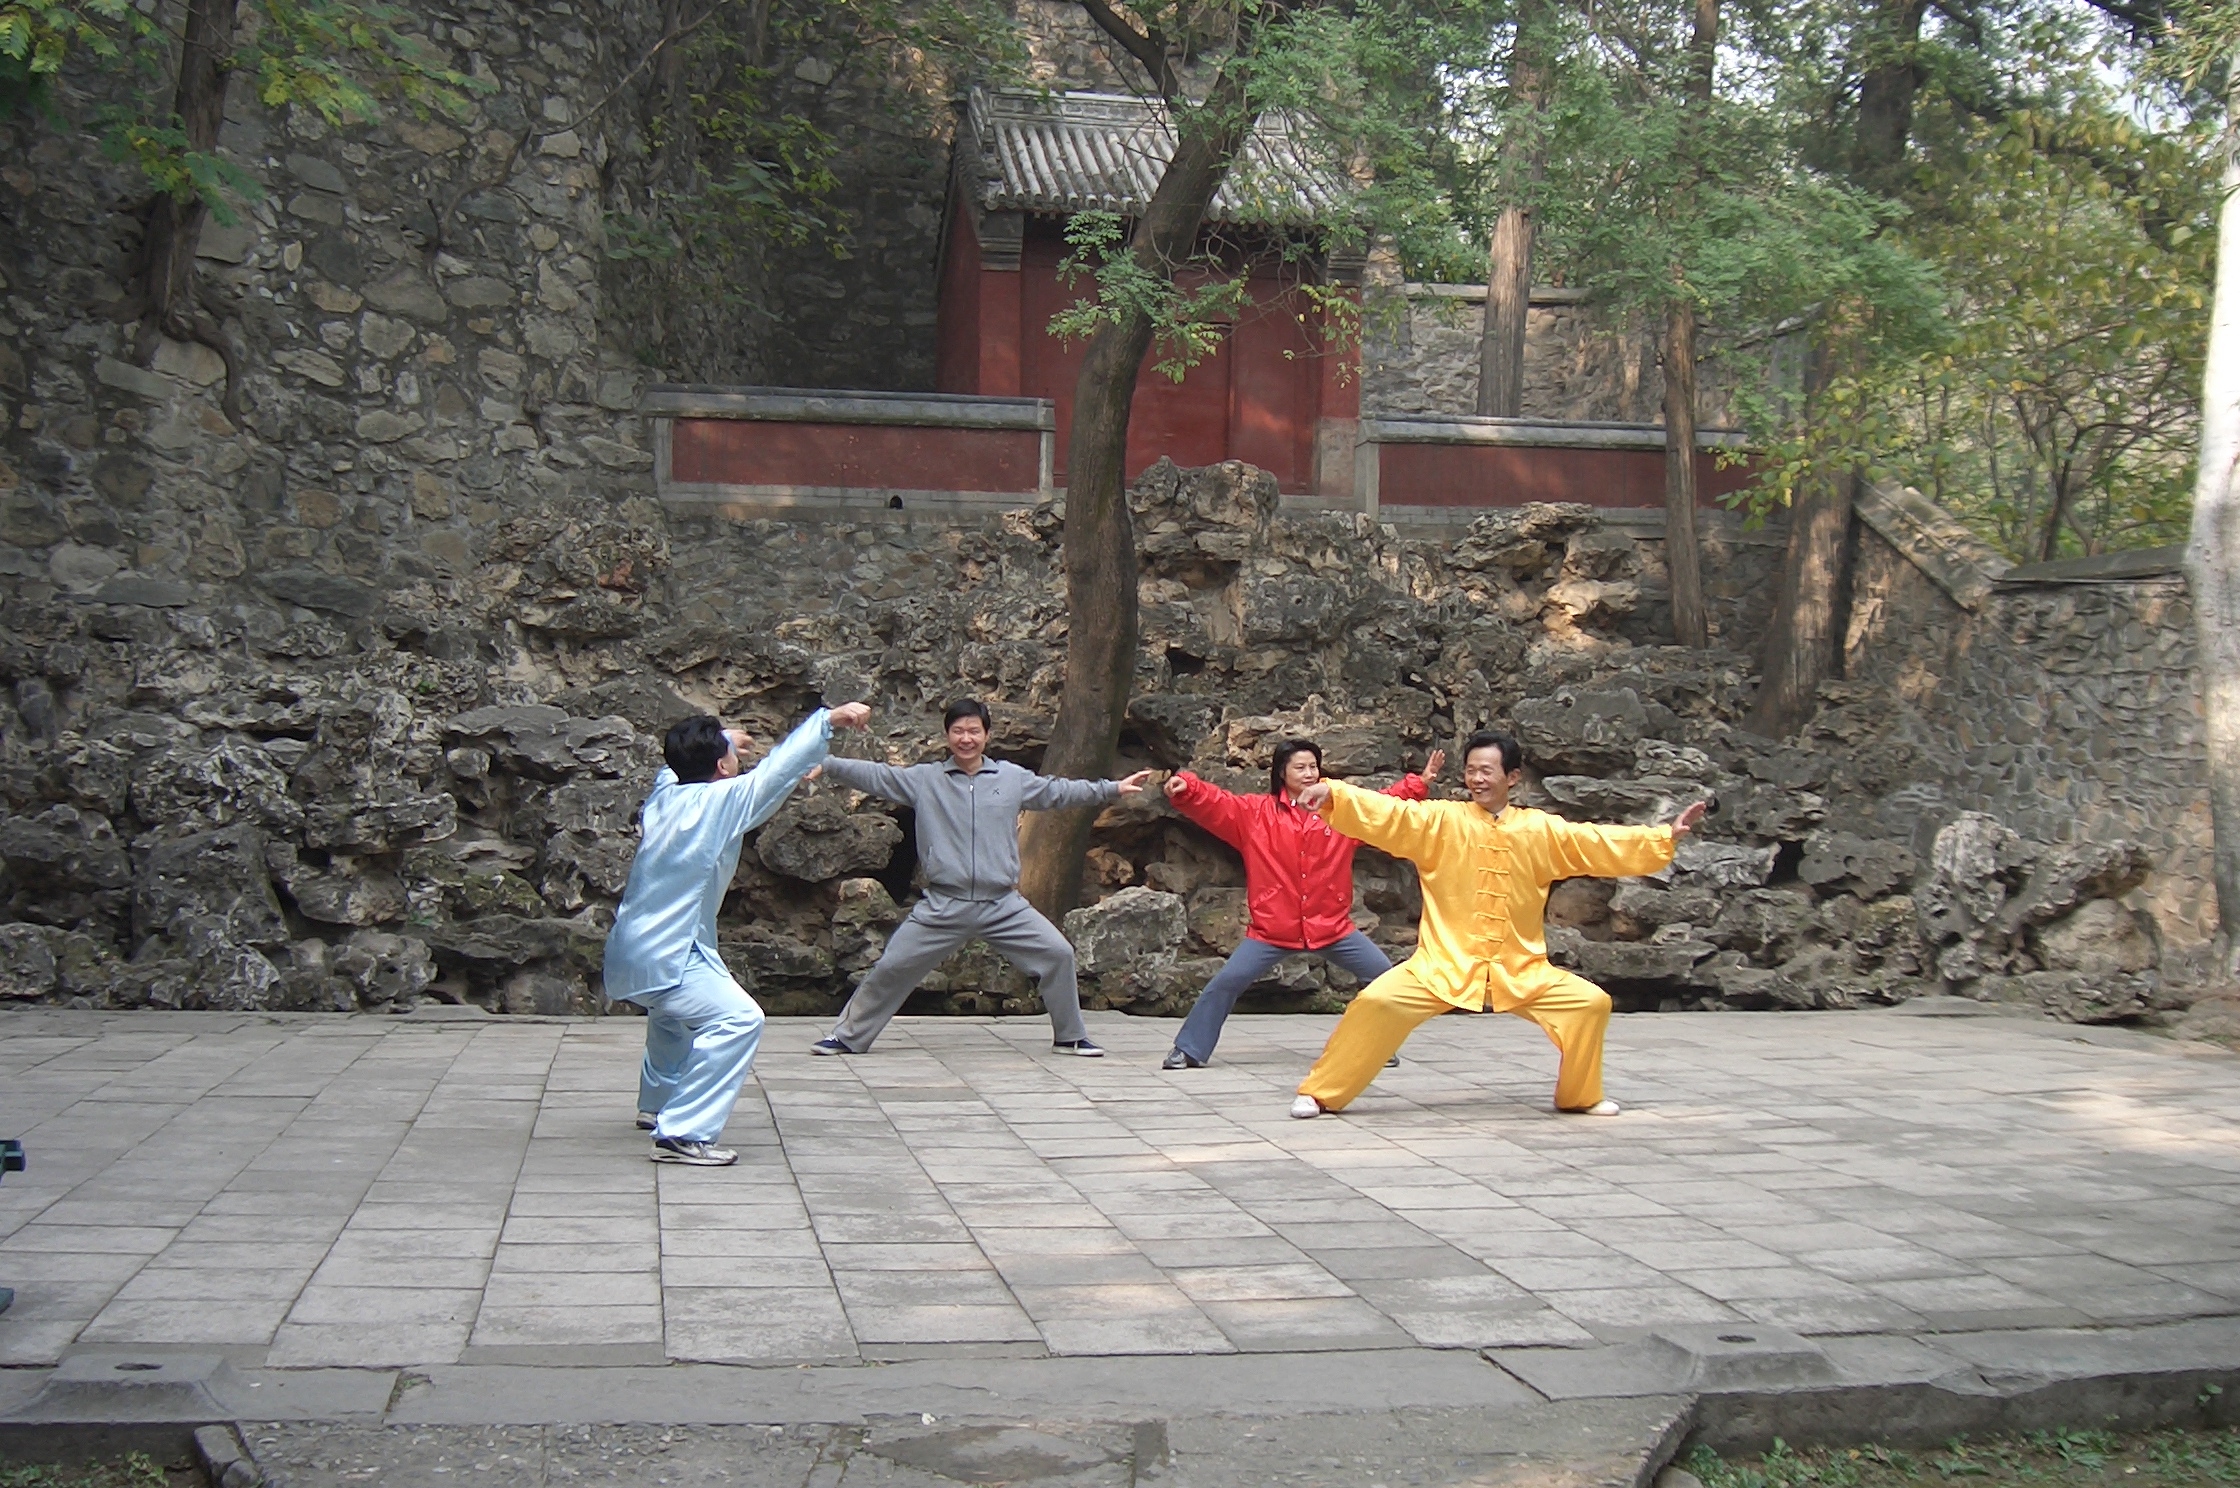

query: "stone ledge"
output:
641 385 1055 431
1361 415 1748 450
1854 479 2010 611
1998 543 2186 586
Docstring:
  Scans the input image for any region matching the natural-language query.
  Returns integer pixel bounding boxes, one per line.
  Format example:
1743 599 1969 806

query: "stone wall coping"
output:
641 385 1057 431
1853 479 2013 611
1377 504 1790 543
1360 415 1748 451
1996 544 2186 587
1401 282 1595 306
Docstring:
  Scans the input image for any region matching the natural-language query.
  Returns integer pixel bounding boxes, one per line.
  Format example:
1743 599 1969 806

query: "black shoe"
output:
809 1037 854 1056
1386 1055 1401 1068
1162 1048 1204 1070
1053 1038 1105 1057
651 1137 737 1166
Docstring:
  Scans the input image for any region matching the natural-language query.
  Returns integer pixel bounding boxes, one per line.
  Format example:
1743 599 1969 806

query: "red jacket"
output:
1168 770 1430 950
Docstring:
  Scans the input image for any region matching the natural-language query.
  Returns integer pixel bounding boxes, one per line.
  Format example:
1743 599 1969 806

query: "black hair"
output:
1461 730 1524 775
943 697 993 731
1269 738 1323 797
664 714 731 783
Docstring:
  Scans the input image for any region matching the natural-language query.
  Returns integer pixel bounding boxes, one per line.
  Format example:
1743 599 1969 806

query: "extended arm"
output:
818 755 921 806
1315 779 1442 862
1020 772 1122 811
1164 770 1254 848
1542 816 1678 880
716 708 835 837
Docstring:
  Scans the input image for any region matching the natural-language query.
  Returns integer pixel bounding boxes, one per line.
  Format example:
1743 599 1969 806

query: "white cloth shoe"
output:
1289 1095 1324 1120
1561 1098 1622 1116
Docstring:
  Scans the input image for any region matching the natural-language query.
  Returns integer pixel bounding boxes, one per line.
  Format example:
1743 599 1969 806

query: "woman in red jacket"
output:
1160 738 1443 1069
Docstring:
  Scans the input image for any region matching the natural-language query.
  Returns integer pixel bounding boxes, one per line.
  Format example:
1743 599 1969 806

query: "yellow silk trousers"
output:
1296 962 1613 1112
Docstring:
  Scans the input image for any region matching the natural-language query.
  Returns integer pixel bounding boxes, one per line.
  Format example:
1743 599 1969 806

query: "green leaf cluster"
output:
2 0 480 221
1736 14 2215 560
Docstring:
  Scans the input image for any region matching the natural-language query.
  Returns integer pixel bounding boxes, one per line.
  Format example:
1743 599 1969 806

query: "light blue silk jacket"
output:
602 709 832 1000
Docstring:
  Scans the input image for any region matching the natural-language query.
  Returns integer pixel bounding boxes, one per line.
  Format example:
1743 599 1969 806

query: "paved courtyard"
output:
3 1004 2239 1374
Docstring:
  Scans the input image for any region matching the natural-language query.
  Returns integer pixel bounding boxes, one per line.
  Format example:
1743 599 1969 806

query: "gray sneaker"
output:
651 1137 737 1166
635 1111 658 1131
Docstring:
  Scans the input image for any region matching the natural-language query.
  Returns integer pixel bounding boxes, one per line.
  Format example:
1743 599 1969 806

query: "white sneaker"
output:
1561 1098 1622 1116
1289 1095 1324 1120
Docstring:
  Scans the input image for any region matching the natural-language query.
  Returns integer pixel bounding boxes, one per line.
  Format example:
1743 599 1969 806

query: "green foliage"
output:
604 0 1019 367
1050 209 1254 380
0 0 160 120
1041 1 1488 379
1686 1425 2240 1486
0 1454 171 1488
1 0 479 221
1744 101 2212 561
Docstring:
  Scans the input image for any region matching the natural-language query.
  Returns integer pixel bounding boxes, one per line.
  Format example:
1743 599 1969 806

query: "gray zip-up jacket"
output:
819 756 1119 902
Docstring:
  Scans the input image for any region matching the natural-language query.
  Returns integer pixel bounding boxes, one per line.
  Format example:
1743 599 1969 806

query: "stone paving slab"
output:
238 1396 1698 1488
3 1006 2239 1373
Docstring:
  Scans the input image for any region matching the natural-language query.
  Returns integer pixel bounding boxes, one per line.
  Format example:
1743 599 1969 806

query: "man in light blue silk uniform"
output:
604 701 871 1166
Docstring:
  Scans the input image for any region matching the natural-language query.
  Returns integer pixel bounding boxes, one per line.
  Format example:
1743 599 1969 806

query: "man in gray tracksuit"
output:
812 698 1151 1057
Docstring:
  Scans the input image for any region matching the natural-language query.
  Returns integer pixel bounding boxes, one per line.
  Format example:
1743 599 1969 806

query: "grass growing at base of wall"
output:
1687 1426 2240 1487
0 1456 190 1488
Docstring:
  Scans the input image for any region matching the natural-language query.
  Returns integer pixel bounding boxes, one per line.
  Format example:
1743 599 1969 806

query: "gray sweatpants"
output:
829 890 1086 1052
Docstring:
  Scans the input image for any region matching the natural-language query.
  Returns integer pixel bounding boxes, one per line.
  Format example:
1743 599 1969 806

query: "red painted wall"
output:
1378 443 1756 508
939 215 1354 493
935 199 982 396
669 418 1043 494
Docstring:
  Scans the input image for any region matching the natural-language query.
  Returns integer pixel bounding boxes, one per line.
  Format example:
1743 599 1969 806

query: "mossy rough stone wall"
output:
0 1 2212 1025
1839 538 2212 949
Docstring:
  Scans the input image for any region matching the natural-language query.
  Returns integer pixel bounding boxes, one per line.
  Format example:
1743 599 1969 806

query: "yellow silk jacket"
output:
1320 780 1677 1012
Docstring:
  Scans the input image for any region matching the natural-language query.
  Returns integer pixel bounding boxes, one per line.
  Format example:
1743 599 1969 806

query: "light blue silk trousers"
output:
628 944 766 1144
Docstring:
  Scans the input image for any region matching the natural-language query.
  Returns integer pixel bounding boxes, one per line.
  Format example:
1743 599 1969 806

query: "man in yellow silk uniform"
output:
1290 729 1708 1120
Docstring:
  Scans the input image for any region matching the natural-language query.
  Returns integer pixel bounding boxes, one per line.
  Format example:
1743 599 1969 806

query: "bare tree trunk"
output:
2038 478 2075 562
1477 0 1552 418
2188 94 2240 970
132 0 244 419
1747 348 1852 736
1659 0 1716 650
1480 207 1535 417
1663 300 1710 648
1016 69 1258 918
1751 0 1929 734
1852 0 1930 191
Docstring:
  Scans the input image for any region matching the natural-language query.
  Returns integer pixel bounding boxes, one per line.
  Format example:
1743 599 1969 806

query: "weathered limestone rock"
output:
757 795 901 882
1513 687 1663 776
1541 775 1699 824
1973 970 2176 1024
2034 898 2158 977
1799 831 1917 900
132 824 287 950
1914 813 2160 1013
1661 839 1779 890
132 739 306 835
444 705 639 782
0 923 57 999
331 930 436 1010
1550 925 1716 987
1606 880 1719 936
1064 887 1187 977
1708 889 1819 966
831 878 904 975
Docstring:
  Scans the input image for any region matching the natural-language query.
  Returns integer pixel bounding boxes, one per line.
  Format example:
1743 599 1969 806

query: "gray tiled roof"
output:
960 87 1348 225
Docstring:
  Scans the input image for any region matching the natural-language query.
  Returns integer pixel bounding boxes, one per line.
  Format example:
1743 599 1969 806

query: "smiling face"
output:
1282 750 1323 794
1462 744 1523 814
946 714 988 770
